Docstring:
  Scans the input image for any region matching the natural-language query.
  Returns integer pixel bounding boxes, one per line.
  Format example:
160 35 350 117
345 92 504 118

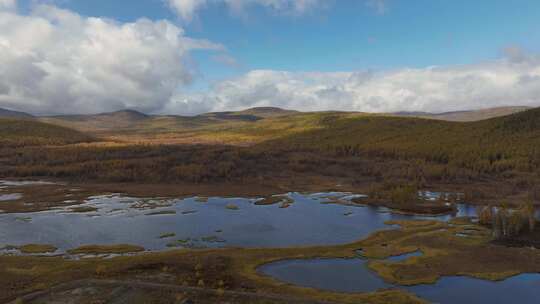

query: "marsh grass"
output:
225 203 239 210
67 244 145 255
5 218 539 303
18 244 58 254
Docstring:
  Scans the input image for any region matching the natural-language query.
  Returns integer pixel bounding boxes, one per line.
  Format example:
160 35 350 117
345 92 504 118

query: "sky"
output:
1 0 540 115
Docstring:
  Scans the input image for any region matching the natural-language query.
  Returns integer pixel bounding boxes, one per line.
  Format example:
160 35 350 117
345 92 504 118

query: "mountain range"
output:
0 105 530 132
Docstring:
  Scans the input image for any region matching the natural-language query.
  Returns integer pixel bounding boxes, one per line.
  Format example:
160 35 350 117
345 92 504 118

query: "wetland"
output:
1 180 539 303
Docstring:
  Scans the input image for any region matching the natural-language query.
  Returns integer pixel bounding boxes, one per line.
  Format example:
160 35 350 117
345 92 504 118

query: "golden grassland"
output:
16 244 58 254
3 219 540 303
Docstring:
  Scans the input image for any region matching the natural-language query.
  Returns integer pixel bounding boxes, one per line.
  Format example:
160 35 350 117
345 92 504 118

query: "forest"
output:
1 107 540 204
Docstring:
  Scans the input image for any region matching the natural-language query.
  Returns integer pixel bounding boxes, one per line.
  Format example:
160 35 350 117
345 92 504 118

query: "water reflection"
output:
259 258 391 293
260 258 540 304
0 192 478 253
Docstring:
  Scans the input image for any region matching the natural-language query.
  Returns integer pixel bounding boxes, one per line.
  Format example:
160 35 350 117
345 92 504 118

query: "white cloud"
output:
0 0 16 11
167 0 392 21
167 0 324 22
164 51 540 115
2 2 539 116
0 3 222 114
167 0 207 22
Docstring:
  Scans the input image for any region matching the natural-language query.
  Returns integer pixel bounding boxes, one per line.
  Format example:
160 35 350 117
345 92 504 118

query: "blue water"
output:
258 259 392 293
260 258 540 304
0 192 477 253
1 180 538 303
409 274 540 304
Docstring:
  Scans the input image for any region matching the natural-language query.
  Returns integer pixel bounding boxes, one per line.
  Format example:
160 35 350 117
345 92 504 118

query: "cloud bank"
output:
167 52 540 115
0 0 16 11
167 0 324 22
0 2 221 114
0 2 539 116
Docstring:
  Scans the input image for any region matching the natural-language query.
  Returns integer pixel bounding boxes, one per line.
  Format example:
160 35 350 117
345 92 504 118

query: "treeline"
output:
1 142 538 203
477 201 537 238
0 143 474 186
0 145 262 183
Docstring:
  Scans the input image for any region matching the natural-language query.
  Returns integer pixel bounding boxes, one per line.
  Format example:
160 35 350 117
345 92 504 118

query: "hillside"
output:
232 107 299 118
0 108 33 119
396 106 531 122
40 110 150 132
36 107 302 144
1 108 540 203
35 106 533 143
39 107 298 133
262 107 540 153
30 105 540 151
0 119 95 147
260 107 540 176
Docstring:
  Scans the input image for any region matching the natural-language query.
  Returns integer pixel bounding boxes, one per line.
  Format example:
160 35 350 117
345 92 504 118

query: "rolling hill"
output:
0 119 95 147
2 107 540 200
5 105 539 155
395 106 531 122
34 105 531 141
259 107 540 173
0 108 33 119
39 110 150 132
35 107 302 144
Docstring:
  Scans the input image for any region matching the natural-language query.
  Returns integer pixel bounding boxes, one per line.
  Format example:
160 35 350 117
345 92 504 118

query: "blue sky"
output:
18 0 540 82
45 1 540 67
2 0 540 114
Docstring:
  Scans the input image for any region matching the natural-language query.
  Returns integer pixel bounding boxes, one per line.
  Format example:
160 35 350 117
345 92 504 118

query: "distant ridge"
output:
18 105 534 136
200 107 298 122
394 106 532 122
99 109 149 120
234 107 299 118
49 109 149 121
40 109 150 132
0 108 33 119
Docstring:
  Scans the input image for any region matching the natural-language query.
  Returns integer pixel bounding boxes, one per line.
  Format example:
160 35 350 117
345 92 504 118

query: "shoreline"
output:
1 177 536 214
2 219 539 304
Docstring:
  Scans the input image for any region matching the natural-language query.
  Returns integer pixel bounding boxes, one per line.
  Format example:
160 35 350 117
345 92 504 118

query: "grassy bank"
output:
3 219 540 303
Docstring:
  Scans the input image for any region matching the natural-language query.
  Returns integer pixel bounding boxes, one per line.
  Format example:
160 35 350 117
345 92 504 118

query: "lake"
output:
0 190 477 253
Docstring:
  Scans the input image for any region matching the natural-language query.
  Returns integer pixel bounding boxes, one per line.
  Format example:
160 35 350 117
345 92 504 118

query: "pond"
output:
0 190 477 253
258 258 391 293
259 258 540 304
